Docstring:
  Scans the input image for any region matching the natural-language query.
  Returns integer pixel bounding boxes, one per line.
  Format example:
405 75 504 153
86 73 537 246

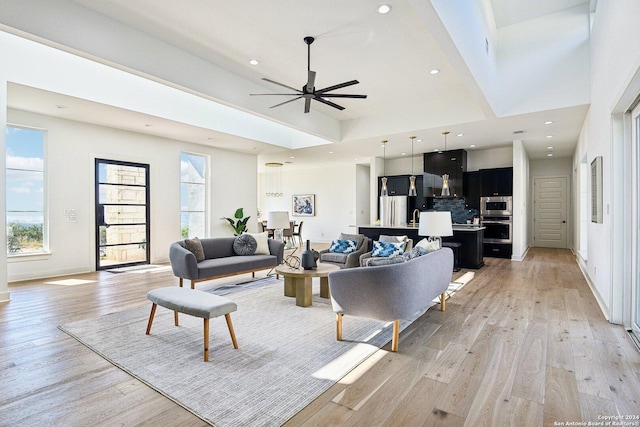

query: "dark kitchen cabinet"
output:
423 149 467 197
480 167 513 196
463 171 481 210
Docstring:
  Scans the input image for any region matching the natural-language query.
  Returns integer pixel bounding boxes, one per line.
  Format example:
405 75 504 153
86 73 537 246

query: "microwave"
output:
480 196 513 216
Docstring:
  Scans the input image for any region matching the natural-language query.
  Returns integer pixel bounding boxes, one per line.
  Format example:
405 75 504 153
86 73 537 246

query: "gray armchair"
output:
318 233 370 268
328 248 453 352
359 235 413 267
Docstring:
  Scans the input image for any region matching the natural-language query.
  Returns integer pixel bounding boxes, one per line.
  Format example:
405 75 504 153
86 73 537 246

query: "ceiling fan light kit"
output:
250 36 367 113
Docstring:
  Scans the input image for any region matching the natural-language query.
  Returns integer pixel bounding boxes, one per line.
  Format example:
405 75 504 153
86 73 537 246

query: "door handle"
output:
562 220 566 223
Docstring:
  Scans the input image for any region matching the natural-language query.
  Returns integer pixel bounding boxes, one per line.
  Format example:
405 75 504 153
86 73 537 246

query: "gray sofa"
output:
169 237 284 289
328 247 453 352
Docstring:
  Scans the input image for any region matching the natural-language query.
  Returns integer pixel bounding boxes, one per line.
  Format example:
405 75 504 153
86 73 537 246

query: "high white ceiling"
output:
2 0 592 169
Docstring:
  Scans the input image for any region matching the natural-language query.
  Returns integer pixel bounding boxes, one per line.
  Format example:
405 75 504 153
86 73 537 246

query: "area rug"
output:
59 277 424 427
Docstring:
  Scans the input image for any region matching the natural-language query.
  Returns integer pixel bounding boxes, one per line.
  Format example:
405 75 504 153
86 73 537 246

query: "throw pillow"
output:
367 256 406 267
329 239 358 254
244 231 270 255
184 237 205 262
233 234 257 256
415 238 440 254
371 240 405 258
403 245 429 261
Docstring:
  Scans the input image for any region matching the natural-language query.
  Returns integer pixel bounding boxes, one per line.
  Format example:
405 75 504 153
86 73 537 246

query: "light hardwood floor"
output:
1 248 639 426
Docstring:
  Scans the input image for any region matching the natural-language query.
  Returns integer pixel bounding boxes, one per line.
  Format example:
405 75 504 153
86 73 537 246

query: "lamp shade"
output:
418 211 453 237
267 211 290 229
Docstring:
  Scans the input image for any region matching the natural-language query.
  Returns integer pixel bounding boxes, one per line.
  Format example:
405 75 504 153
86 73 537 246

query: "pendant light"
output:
408 136 417 196
265 162 284 197
441 132 451 196
380 140 389 196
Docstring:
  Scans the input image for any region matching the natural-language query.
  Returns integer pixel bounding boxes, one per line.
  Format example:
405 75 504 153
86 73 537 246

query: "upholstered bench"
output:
145 287 239 361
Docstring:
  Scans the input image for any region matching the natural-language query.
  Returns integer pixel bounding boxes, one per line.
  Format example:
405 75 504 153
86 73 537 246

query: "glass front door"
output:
95 159 150 270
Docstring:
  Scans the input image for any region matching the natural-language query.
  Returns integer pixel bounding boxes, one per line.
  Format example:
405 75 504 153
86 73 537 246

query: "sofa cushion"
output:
197 255 278 279
371 241 405 258
184 237 205 262
233 234 257 256
329 239 358 254
366 256 406 267
321 252 348 264
244 231 270 255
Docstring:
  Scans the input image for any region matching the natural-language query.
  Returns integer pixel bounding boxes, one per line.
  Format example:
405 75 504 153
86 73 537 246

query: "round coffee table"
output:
274 263 340 307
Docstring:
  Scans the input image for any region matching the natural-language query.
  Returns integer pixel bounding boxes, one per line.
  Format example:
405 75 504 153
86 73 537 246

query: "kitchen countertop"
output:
359 224 485 232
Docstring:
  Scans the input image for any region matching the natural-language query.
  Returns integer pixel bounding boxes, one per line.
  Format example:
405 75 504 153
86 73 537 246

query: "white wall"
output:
467 146 513 171
574 0 640 320
511 140 529 260
6 109 257 282
258 164 358 244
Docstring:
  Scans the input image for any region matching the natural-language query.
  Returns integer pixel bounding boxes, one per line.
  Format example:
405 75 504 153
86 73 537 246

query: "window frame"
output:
5 124 48 257
180 151 209 239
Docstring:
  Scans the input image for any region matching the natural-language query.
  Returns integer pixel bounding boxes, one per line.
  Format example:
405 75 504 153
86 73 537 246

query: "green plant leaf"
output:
234 208 244 219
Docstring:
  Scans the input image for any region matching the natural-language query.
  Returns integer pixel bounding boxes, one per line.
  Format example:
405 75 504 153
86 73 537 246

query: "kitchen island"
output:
358 224 484 269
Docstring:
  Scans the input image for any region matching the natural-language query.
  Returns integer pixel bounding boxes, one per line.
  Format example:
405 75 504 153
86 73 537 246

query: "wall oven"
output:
481 216 513 243
480 196 513 216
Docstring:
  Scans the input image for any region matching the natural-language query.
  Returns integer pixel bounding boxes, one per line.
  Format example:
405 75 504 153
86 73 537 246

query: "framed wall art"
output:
292 194 315 216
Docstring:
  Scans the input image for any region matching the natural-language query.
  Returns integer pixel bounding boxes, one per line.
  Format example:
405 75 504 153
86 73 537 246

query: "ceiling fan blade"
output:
316 80 359 94
270 96 303 109
250 93 302 96
306 70 316 93
262 78 303 93
319 94 368 99
304 97 312 113
313 96 345 110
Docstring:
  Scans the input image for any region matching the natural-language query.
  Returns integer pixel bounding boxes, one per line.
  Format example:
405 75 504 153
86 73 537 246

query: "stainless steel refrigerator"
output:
379 195 408 227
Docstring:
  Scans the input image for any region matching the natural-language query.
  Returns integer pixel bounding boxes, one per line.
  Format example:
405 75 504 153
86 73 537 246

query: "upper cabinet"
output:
480 167 513 196
463 170 482 209
423 149 467 197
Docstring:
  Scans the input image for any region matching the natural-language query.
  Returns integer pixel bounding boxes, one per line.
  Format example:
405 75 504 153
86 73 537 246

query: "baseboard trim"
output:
0 291 10 303
511 246 529 262
576 254 611 322
8 267 93 283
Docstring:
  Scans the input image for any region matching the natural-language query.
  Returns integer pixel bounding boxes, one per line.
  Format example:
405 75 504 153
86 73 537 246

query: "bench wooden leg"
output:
179 277 183 287
441 292 447 311
391 320 400 352
204 318 209 362
145 303 157 335
191 280 195 290
336 313 343 341
225 313 239 349
174 311 179 326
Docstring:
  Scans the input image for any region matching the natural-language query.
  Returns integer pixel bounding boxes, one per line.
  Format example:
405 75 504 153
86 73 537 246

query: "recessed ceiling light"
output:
55 104 68 109
416 138 423 142
546 135 553 139
401 152 407 156
249 59 259 66
470 144 476 148
457 133 464 137
433 148 439 152
289 156 295 159
329 151 334 154
429 69 440 75
544 120 553 125
144 124 152 127
547 153 553 157
547 146 553 150
378 4 392 14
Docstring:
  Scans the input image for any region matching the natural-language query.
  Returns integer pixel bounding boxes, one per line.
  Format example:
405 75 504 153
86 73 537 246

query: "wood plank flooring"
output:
0 248 639 426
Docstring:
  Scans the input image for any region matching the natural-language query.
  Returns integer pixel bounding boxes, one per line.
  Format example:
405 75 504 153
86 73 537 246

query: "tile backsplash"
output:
432 198 479 224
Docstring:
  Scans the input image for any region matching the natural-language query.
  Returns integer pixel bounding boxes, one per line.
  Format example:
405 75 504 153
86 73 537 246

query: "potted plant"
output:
224 208 250 236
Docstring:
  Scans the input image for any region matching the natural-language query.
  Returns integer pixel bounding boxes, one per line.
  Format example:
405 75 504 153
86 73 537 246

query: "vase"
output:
301 240 317 270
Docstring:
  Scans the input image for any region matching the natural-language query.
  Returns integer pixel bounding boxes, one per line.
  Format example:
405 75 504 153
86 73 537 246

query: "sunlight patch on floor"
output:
46 279 96 286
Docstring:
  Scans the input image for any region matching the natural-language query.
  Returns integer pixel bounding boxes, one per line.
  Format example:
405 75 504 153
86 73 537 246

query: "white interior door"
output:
533 176 568 248
632 102 640 342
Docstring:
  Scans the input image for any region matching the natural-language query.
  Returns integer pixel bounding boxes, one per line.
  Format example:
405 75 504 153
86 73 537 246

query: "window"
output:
180 152 207 238
5 125 46 255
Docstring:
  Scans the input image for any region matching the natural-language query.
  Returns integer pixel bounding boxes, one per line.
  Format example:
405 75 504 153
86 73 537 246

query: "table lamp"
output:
267 211 290 243
418 211 453 249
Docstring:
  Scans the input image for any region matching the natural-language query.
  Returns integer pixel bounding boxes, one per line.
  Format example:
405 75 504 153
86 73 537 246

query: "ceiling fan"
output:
250 36 367 113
